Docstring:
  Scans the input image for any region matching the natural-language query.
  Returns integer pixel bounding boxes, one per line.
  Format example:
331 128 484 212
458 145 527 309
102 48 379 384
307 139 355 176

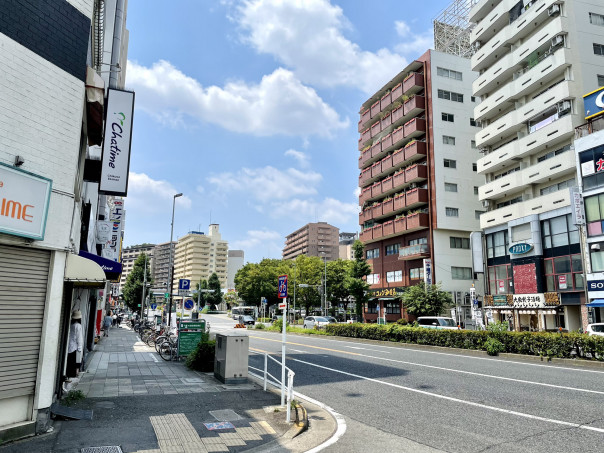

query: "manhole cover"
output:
209 409 242 421
94 401 115 409
81 447 123 453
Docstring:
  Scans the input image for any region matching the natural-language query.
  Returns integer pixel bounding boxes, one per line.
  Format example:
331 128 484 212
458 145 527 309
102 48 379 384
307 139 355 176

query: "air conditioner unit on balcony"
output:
548 4 560 16
551 34 564 48
474 41 482 50
558 100 571 114
482 200 490 208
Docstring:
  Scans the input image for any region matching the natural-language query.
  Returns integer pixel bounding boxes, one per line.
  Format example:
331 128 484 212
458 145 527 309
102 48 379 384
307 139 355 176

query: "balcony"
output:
394 216 407 234
471 0 511 64
359 209 372 224
393 193 405 211
477 114 576 174
392 148 405 167
405 164 428 184
392 83 403 103
404 95 425 117
371 161 382 178
359 148 371 169
370 100 381 119
381 112 392 130
360 128 371 147
472 0 562 74
371 142 382 159
392 105 404 123
476 80 572 149
403 72 424 96
399 243 430 261
475 47 571 123
371 202 383 219
381 133 393 150
382 198 394 216
381 176 393 194
372 224 383 240
480 187 570 229
470 0 503 24
360 108 370 125
371 120 381 138
359 168 371 187
393 170 406 190
405 212 429 232
404 117 426 139
404 140 427 163
382 220 395 237
371 182 382 198
405 187 429 209
360 228 373 242
380 91 392 111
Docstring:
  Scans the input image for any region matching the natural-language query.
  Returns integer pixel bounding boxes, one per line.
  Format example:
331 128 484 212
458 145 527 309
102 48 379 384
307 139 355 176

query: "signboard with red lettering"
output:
0 163 52 240
558 275 568 290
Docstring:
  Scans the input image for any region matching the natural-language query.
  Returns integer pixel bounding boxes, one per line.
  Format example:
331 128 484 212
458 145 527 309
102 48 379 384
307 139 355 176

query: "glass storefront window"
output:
488 264 511 295
541 214 579 247
544 254 583 292
487 230 508 258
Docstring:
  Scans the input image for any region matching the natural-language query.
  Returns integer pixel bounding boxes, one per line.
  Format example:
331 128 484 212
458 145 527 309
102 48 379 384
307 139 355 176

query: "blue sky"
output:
123 0 453 263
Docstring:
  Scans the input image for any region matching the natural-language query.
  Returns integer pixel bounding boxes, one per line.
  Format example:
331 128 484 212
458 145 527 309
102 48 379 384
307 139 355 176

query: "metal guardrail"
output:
248 351 296 423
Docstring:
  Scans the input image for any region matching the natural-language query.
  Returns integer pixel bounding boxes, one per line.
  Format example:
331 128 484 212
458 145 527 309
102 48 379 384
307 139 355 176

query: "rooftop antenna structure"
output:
433 0 477 58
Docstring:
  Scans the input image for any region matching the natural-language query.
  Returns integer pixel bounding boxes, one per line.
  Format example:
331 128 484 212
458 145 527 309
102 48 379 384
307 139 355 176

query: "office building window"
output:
590 12 604 26
544 254 583 292
451 266 473 280
594 43 604 56
583 194 604 237
538 143 571 163
442 112 455 122
471 140 476 148
488 264 511 295
409 237 427 246
598 75 604 86
437 67 462 80
444 158 457 168
366 248 379 259
410 267 424 279
386 271 403 282
580 144 604 190
385 244 399 255
494 166 520 180
540 178 575 196
385 301 401 314
474 186 479 195
472 163 477 172
471 96 476 102
443 135 456 145
450 237 470 249
446 207 459 217
542 214 580 247
366 301 378 314
496 195 523 209
438 89 464 102
367 273 380 284
470 118 481 127
445 182 458 192
486 230 508 258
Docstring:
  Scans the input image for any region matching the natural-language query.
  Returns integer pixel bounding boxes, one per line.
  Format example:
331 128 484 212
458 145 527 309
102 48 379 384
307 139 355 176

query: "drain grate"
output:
81 447 123 453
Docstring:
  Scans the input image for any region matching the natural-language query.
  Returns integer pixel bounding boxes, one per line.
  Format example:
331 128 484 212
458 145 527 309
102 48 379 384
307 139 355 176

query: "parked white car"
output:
303 316 330 329
417 316 459 330
586 323 604 337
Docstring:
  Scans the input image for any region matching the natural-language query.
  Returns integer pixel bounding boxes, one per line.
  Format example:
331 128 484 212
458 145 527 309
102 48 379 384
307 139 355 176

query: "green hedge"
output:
324 324 604 360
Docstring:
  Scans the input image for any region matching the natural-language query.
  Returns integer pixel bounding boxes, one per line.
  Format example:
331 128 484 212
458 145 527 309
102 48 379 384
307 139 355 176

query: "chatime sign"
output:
0 163 52 240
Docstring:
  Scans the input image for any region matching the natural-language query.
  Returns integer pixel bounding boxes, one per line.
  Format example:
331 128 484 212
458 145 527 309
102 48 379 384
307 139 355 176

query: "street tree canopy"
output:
401 282 452 317
348 240 370 317
122 253 153 312
207 273 222 308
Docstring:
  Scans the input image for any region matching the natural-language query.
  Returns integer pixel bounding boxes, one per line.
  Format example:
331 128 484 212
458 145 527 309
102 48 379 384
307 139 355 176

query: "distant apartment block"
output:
173 224 229 291
470 0 604 331
282 222 339 261
339 232 358 260
119 244 155 291
227 250 245 290
357 49 483 324
152 241 176 290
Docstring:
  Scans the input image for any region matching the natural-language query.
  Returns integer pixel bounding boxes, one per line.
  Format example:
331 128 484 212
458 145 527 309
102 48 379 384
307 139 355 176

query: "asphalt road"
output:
203 314 604 453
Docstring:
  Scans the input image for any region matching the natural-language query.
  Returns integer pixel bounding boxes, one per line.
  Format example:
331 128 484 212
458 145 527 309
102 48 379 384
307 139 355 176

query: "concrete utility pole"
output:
167 193 183 327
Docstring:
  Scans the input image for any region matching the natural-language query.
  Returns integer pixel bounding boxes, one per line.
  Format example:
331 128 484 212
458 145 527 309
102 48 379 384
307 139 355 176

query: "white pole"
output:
263 353 268 392
281 294 286 406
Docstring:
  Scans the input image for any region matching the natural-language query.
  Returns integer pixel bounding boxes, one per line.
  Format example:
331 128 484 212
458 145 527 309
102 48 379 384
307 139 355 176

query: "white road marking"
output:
290 358 604 434
295 391 347 453
149 353 158 363
290 349 307 353
346 346 389 353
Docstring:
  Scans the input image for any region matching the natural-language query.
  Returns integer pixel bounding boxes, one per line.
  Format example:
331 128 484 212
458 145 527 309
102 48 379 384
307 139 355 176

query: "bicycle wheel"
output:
154 336 167 352
158 341 173 361
145 332 156 347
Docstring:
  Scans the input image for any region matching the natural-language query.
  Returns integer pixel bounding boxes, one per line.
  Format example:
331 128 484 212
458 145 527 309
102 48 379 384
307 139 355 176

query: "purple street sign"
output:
278 274 288 299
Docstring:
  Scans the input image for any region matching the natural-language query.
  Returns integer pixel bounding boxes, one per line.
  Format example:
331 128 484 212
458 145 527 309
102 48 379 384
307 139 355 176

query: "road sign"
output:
278 275 288 298
151 303 157 310
279 302 286 310
261 297 267 305
184 299 194 310
164 293 170 299
179 279 191 291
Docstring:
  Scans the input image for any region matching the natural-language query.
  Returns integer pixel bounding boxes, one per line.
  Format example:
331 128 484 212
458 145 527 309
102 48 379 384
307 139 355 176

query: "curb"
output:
288 400 308 438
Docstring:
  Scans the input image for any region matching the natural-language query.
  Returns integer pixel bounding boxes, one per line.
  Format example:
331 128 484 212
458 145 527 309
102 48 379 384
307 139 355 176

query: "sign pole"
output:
278 275 288 407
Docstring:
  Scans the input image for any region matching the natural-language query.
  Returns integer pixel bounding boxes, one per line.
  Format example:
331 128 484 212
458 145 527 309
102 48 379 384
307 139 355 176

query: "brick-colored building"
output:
282 222 339 261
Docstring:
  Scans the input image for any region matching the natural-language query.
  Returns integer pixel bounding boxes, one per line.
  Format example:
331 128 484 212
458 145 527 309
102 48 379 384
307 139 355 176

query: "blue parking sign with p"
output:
179 279 191 290
278 275 288 298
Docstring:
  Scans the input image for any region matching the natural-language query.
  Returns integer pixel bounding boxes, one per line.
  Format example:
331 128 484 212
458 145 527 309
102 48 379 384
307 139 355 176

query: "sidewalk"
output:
0 325 336 453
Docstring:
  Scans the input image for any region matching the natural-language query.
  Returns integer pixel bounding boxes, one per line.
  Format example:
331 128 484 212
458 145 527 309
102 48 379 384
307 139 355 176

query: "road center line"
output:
249 335 604 395
289 357 604 434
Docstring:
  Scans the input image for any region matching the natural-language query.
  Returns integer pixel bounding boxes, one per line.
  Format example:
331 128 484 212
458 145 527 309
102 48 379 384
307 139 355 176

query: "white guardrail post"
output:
286 370 295 423
263 353 268 391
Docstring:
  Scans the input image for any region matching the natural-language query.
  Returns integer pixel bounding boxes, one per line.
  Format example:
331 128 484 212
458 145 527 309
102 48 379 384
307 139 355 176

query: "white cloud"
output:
126 60 348 137
236 0 407 94
271 197 359 224
127 172 192 214
284 149 310 168
394 20 434 57
208 166 322 202
231 229 282 250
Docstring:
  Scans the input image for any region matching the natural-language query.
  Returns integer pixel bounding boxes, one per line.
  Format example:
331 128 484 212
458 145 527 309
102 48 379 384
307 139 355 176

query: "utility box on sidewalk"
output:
214 332 249 384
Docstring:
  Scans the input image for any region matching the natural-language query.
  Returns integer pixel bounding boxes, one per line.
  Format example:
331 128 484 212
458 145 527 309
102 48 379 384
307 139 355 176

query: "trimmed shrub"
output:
484 337 504 356
254 323 266 330
185 338 216 372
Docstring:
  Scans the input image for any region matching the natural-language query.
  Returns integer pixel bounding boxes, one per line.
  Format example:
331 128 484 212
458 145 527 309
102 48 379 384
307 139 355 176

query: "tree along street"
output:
235 324 604 453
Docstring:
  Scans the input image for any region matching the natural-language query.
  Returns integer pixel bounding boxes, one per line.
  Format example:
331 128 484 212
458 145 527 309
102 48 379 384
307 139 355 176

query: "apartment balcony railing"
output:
405 164 428 185
380 90 392 111
371 120 381 138
371 182 382 198
406 212 430 232
404 140 427 163
405 187 429 209
360 228 373 242
470 0 510 53
403 72 424 96
399 243 430 261
575 116 604 139
404 117 426 140
381 111 392 130
470 0 503 24
404 95 425 118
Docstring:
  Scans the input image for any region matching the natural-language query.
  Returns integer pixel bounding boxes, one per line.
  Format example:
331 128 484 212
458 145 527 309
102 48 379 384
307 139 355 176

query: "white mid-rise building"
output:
470 0 604 331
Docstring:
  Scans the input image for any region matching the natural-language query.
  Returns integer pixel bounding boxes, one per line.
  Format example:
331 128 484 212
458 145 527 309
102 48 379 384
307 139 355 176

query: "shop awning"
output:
586 300 604 308
64 253 106 287
79 250 122 281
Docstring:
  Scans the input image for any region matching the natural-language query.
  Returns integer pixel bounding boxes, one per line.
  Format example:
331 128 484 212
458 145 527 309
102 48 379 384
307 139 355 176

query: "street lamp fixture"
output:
167 193 183 328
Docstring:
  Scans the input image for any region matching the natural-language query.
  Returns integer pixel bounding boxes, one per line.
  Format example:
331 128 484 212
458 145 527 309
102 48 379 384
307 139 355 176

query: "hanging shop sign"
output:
368 287 405 298
511 293 560 308
508 243 533 255
100 88 135 196
0 162 52 240
423 258 432 286
583 86 604 121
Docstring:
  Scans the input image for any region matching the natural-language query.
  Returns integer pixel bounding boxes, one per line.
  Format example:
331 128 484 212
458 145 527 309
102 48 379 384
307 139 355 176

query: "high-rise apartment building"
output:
152 241 176 290
339 232 358 260
119 244 155 291
470 0 604 331
282 222 339 261
358 49 483 323
173 225 229 291
227 250 245 290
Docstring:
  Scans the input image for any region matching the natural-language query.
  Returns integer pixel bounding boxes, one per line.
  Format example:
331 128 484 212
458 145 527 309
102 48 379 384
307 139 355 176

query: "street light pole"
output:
167 193 183 328
141 254 147 321
323 255 327 316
